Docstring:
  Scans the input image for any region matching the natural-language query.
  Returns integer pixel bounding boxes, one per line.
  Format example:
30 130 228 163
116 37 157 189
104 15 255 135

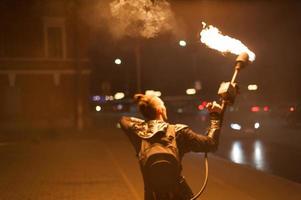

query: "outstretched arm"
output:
177 101 223 154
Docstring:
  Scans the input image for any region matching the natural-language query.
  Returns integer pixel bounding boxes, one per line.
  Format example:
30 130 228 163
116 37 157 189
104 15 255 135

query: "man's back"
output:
120 117 221 200
119 94 223 200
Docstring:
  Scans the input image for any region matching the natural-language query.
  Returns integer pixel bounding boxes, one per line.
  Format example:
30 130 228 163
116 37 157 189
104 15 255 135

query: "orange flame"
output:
200 22 255 62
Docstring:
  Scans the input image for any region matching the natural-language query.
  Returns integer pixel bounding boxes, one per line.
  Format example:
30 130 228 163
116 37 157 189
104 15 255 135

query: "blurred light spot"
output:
248 84 258 91
96 106 102 112
186 88 196 95
198 105 204 110
114 92 125 100
116 123 121 129
230 123 241 130
116 104 123 110
254 122 260 129
105 96 114 101
289 106 295 112
251 106 260 112
179 40 187 47
115 58 122 65
177 108 183 113
230 141 244 164
92 95 101 101
263 106 269 112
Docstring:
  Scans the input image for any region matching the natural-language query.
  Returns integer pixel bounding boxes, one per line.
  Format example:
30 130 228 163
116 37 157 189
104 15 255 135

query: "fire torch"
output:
192 22 255 200
218 52 250 111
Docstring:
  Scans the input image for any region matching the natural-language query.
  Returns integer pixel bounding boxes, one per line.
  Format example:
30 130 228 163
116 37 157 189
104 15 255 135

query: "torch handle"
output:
221 67 240 112
231 68 240 84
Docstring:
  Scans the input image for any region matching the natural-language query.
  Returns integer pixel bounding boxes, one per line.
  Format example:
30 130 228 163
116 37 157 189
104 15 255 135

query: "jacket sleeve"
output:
119 116 143 153
176 119 221 154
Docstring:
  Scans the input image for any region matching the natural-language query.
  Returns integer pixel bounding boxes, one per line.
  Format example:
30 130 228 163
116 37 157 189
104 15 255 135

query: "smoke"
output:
108 0 177 39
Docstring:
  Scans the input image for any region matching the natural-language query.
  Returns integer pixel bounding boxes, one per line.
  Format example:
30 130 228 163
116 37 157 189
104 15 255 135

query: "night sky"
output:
90 0 301 104
1 0 301 103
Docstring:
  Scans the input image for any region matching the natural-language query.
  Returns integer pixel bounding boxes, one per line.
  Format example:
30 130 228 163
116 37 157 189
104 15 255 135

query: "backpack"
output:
138 125 181 192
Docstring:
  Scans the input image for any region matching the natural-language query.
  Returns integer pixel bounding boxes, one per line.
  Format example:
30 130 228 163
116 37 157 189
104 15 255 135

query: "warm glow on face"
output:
200 22 255 62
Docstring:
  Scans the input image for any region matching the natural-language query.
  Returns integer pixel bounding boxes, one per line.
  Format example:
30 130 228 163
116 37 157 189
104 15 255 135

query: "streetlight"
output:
95 105 102 112
114 58 122 65
179 40 187 47
248 84 258 91
114 92 125 100
186 88 196 95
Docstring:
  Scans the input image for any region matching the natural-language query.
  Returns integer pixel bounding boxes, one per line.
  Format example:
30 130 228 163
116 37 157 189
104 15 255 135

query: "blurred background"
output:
0 0 300 189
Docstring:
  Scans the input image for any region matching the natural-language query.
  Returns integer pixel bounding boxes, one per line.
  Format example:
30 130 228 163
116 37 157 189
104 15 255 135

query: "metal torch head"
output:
235 52 249 70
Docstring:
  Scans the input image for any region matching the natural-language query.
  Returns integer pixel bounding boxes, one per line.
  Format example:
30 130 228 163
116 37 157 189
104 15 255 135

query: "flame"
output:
200 22 255 62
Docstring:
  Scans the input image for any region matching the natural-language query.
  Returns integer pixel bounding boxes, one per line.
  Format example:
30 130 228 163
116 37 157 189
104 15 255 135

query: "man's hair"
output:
134 94 159 120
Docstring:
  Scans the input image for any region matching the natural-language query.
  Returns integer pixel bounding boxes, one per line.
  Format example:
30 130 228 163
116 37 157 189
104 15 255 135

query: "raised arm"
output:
176 101 223 154
176 120 221 154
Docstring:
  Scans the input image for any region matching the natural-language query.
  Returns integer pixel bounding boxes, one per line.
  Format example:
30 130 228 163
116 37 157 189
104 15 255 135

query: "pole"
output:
72 0 83 131
135 42 141 93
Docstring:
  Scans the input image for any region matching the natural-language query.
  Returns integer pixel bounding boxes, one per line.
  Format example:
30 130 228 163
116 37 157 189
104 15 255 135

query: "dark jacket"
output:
119 116 222 200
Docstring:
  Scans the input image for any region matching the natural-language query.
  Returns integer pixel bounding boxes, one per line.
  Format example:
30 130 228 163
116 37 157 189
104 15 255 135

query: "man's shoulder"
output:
174 123 189 132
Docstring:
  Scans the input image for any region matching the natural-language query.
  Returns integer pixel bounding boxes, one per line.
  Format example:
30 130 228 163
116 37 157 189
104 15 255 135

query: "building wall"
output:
0 0 91 131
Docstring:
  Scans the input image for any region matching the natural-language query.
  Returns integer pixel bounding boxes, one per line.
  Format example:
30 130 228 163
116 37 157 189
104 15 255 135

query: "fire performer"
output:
120 94 223 200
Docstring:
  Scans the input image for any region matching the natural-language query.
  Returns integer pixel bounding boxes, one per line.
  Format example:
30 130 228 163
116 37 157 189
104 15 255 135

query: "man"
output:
120 94 223 200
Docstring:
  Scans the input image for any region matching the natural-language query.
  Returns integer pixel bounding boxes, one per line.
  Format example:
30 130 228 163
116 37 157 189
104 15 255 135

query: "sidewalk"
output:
0 130 300 200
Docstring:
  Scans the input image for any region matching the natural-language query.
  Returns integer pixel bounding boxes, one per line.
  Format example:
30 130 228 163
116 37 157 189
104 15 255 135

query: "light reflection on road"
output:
253 140 265 170
229 140 266 171
230 141 245 164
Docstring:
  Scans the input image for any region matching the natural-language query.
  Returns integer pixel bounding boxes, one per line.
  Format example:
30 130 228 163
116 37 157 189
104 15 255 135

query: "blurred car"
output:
223 104 270 135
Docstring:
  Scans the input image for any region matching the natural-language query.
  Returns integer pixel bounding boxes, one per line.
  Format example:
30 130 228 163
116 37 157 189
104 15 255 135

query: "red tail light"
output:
251 106 260 112
198 105 205 110
263 106 269 112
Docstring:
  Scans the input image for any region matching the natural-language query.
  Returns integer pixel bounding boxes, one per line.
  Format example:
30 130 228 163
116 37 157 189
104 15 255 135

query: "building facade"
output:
0 0 91 131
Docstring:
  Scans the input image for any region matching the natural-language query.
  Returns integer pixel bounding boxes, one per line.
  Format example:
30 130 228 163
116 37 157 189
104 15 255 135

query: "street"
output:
0 123 300 200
